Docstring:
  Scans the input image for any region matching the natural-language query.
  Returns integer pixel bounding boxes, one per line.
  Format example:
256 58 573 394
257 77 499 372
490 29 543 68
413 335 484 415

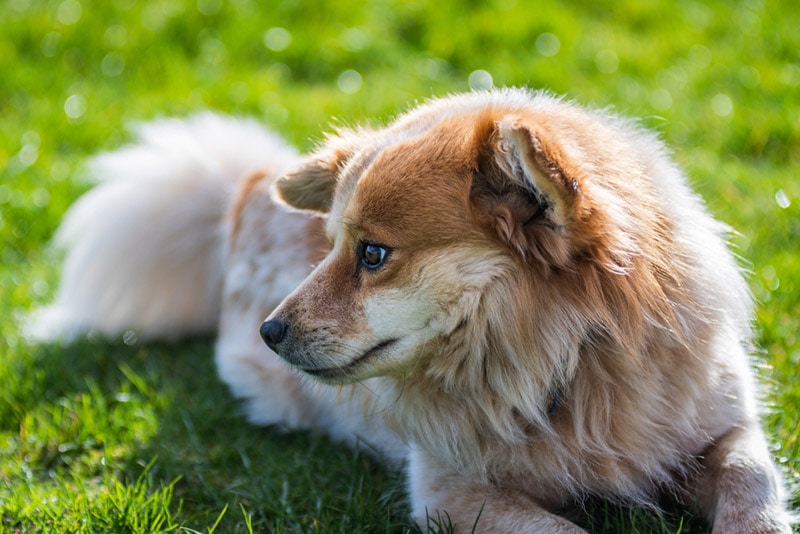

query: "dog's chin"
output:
292 338 400 384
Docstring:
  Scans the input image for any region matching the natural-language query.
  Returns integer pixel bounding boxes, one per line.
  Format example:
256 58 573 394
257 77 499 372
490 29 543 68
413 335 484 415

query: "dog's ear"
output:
274 156 338 213
471 114 583 266
274 130 366 213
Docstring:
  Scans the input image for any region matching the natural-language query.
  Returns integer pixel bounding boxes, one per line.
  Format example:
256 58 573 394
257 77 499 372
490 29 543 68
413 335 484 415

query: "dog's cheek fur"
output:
271 240 446 377
350 247 497 376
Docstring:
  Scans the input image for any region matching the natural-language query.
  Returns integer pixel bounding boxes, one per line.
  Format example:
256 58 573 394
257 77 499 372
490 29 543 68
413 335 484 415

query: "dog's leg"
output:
691 424 792 533
408 450 586 533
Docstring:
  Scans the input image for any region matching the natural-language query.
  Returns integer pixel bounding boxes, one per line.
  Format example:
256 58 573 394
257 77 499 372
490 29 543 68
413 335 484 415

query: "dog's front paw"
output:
712 509 793 534
409 451 587 533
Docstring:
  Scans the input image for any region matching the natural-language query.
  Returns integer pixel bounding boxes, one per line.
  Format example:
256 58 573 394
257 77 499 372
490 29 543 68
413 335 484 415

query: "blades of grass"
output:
205 503 228 534
239 503 254 534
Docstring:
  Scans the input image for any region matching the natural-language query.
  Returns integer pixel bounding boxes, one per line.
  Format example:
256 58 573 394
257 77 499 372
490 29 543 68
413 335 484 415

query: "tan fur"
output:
229 169 270 246
38 91 793 532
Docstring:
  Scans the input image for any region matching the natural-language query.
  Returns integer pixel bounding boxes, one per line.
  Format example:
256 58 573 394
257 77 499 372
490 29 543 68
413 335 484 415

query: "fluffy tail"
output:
28 113 299 342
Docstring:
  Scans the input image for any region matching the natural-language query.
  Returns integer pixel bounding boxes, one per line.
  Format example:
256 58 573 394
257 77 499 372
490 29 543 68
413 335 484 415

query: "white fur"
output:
27 113 297 341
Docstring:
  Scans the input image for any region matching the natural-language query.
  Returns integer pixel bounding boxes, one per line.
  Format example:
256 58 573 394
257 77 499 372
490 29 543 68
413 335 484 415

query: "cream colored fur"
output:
32 89 793 532
27 113 297 342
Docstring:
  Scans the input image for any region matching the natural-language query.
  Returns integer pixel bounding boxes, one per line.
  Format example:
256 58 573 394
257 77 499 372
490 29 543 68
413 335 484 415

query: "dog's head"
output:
259 89 693 390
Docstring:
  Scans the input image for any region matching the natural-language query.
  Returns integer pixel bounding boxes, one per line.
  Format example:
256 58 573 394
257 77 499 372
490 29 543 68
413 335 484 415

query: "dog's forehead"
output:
327 118 481 245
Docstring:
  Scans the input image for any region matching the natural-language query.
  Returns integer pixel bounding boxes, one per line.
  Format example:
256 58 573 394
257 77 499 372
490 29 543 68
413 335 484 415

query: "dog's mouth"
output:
301 338 399 382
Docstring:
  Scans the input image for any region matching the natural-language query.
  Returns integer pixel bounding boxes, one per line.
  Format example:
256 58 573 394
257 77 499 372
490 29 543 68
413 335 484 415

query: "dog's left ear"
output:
471 115 583 266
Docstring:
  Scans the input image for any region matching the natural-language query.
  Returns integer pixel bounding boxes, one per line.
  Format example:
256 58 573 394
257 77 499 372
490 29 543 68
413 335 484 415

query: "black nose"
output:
260 318 287 351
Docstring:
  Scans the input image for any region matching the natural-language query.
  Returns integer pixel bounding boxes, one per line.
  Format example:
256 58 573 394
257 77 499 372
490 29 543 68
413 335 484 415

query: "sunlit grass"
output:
1 0 798 531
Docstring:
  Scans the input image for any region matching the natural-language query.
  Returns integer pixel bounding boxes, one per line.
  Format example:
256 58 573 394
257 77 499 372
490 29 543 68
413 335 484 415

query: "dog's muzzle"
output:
260 317 287 353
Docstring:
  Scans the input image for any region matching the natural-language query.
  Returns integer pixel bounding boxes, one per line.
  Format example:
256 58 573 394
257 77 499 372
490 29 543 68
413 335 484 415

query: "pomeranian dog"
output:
32 88 793 532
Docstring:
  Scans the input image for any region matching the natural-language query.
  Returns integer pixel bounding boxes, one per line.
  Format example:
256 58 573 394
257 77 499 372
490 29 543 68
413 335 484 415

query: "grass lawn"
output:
1 0 798 531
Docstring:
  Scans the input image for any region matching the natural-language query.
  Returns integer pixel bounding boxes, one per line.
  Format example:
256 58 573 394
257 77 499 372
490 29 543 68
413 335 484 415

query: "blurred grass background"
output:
1 0 798 531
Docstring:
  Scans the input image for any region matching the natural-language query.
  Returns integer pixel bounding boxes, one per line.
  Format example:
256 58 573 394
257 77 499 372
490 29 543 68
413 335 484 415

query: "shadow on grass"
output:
12 336 712 533
9 336 409 532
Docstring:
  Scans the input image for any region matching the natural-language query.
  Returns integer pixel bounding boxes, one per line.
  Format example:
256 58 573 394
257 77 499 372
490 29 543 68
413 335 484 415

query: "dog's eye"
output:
360 242 389 270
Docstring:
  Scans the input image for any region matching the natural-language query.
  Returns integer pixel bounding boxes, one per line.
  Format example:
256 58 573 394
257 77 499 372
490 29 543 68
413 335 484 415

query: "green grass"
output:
1 0 798 531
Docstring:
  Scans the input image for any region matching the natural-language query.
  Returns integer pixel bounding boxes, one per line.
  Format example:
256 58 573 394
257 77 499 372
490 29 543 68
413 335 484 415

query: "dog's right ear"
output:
273 156 338 214
273 130 366 213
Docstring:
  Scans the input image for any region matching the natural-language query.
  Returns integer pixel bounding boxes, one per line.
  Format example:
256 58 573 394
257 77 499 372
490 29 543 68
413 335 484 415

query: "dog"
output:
31 88 793 532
